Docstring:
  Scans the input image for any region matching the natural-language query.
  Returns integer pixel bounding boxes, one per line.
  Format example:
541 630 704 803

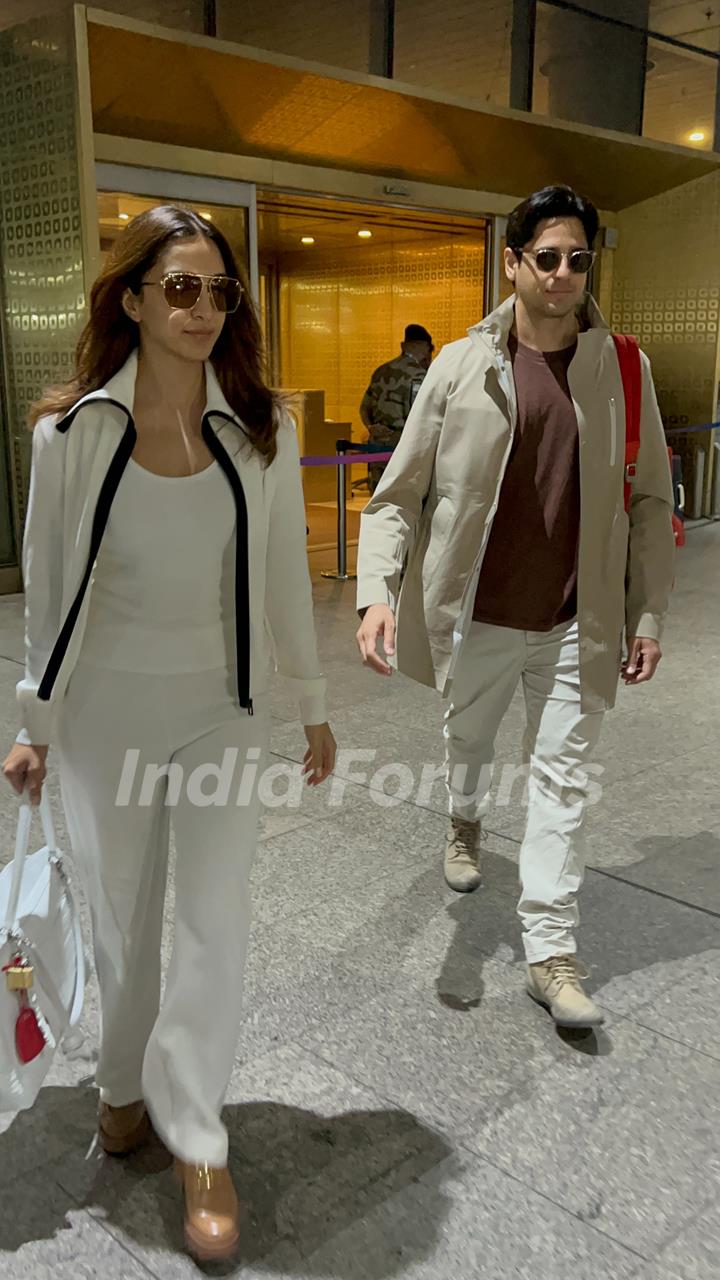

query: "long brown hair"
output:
29 204 279 465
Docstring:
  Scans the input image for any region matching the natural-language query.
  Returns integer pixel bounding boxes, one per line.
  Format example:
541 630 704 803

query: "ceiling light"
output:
118 213 130 221
688 130 705 143
301 236 315 245
358 229 372 239
199 211 213 221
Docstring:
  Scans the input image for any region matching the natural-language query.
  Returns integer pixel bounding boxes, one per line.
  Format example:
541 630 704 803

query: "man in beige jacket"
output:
356 184 675 1030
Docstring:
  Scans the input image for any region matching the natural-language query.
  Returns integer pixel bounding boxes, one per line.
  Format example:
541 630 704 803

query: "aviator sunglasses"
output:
516 248 596 275
139 271 243 313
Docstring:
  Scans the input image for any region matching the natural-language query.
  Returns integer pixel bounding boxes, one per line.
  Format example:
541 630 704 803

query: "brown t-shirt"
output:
473 334 580 632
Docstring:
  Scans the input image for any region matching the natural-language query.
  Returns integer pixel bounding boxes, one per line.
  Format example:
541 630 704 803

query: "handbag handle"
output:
2 786 85 1036
3 788 58 931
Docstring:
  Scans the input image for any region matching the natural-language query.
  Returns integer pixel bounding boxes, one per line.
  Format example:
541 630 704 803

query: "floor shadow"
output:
437 852 611 1057
592 830 720 915
555 1026 613 1057
580 831 720 998
434 828 720 1057
435 846 521 1012
0 1082 452 1276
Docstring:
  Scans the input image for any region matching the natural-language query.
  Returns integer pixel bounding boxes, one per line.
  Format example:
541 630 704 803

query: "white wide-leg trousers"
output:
56 662 270 1165
444 619 605 963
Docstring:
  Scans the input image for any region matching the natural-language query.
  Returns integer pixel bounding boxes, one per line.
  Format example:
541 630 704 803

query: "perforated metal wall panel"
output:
0 12 86 530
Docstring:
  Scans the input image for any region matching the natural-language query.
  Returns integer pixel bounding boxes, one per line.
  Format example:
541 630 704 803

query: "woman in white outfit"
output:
2 205 336 1262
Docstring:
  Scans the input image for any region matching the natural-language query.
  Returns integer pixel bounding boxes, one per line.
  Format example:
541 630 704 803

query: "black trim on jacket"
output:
203 411 253 714
38 404 137 702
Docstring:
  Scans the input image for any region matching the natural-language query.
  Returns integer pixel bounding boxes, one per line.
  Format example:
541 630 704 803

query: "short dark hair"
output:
404 323 433 348
506 185 599 254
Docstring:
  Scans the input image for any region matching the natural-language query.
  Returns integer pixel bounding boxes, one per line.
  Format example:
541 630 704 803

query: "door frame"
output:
94 163 259 303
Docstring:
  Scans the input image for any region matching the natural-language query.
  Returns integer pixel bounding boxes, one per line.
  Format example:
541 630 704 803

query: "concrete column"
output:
510 0 536 112
540 0 650 135
369 0 394 77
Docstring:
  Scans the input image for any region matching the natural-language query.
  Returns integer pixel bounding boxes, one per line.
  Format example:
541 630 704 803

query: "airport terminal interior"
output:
0 1 719 1277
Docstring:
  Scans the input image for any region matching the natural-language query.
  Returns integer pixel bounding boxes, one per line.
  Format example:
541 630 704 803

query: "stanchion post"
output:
321 439 357 582
337 439 347 578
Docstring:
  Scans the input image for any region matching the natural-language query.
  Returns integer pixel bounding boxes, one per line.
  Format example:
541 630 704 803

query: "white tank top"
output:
80 457 237 673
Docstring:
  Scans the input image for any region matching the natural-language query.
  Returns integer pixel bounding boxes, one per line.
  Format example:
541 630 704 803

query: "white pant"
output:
444 620 604 964
56 662 270 1165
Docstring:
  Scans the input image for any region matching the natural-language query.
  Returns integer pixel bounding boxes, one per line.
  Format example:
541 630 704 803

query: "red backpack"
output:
611 334 684 546
612 333 642 515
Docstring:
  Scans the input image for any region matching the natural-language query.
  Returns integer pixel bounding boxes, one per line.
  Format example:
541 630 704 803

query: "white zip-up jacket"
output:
16 351 327 745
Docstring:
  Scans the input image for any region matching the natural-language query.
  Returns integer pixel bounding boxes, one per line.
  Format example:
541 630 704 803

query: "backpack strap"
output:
612 334 642 513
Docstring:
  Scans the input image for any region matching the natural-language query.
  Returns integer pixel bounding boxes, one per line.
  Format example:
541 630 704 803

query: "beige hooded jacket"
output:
357 295 675 713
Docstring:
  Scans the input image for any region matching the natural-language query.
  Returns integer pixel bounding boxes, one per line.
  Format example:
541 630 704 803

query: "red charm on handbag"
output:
15 999 46 1064
3 957 47 1064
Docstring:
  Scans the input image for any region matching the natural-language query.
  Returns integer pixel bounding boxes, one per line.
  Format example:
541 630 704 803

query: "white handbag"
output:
0 789 85 1112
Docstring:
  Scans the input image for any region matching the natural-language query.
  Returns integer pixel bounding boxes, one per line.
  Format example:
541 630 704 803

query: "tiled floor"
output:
1 525 719 1277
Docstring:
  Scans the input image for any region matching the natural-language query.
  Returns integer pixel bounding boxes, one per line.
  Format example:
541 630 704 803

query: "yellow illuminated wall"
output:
278 236 486 440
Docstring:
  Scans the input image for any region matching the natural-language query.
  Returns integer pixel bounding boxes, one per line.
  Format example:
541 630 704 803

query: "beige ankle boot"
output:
444 816 482 893
527 955 604 1028
98 1100 151 1157
175 1159 240 1262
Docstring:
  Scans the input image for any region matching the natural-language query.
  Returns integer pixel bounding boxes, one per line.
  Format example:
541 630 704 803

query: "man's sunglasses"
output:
139 271 243 313
516 248 596 275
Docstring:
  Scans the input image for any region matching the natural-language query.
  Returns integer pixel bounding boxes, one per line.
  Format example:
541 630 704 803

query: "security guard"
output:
360 324 434 491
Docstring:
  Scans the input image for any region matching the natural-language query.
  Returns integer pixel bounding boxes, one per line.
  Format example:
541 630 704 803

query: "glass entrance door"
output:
94 165 259 302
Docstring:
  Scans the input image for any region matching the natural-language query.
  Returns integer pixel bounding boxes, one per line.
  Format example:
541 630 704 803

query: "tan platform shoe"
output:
527 955 605 1029
175 1159 240 1263
443 816 482 893
98 1100 152 1157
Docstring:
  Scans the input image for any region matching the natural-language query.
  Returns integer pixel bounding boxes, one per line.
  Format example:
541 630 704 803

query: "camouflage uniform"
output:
360 353 428 491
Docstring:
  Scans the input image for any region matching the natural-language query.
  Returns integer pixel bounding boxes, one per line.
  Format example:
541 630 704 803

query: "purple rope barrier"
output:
303 448 393 580
665 422 719 436
301 422 717 578
300 452 394 465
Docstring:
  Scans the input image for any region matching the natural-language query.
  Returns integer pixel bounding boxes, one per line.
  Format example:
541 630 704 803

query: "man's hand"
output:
356 604 396 676
622 636 662 686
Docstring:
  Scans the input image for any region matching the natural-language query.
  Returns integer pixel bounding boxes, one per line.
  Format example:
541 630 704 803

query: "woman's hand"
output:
302 723 336 786
2 743 49 805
